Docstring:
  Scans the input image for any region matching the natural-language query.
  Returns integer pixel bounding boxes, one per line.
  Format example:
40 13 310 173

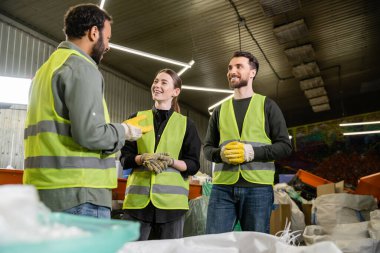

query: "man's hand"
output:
121 123 142 141
124 115 153 134
220 141 254 165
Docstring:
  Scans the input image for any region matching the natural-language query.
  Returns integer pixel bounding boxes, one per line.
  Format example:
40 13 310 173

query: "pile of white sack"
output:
0 185 89 245
118 231 342 253
304 193 380 253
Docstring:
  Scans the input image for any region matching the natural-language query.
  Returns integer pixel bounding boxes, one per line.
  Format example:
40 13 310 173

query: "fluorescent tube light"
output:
99 0 106 9
101 2 194 74
182 85 234 94
339 121 380 127
343 130 380 136
208 94 234 113
110 43 192 68
178 60 195 76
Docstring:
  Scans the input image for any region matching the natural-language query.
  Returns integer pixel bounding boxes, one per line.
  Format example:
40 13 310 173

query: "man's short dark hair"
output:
232 51 259 72
63 4 112 39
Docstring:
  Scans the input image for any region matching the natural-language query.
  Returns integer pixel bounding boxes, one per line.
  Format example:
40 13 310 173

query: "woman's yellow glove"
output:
124 115 153 133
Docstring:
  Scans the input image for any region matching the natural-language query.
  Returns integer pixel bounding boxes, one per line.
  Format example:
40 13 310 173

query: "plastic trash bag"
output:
273 183 307 232
118 231 342 253
184 196 209 237
0 185 140 253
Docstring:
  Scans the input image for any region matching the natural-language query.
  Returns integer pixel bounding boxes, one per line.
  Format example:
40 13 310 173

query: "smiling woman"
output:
0 76 31 105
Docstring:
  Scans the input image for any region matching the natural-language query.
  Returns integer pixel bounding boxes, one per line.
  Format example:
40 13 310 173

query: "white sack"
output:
304 213 380 253
119 231 342 253
313 193 377 225
369 210 380 240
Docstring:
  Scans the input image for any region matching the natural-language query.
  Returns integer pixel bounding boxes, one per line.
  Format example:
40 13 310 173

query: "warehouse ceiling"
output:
1 0 380 127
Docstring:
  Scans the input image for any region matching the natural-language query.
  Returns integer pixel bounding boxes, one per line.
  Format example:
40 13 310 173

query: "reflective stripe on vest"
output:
23 48 116 189
213 94 275 185
123 110 189 210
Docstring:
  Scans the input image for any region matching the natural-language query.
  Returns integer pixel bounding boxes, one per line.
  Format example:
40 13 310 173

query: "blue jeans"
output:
206 185 273 234
122 213 185 241
63 202 111 219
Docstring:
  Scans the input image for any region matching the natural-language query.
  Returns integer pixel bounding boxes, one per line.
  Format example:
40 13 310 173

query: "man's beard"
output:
228 78 248 89
91 32 105 65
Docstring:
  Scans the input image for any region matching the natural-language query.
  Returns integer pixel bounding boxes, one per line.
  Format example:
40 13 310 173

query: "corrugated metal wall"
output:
0 20 56 78
184 109 212 174
0 17 211 174
0 107 26 169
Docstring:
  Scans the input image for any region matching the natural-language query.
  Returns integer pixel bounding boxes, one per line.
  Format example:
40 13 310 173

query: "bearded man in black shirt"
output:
204 51 292 234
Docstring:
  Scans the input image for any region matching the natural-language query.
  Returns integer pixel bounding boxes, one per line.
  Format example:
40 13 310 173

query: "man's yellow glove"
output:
124 115 153 134
220 141 254 165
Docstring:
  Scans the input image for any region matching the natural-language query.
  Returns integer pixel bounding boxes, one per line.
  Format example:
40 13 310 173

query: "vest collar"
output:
58 41 97 66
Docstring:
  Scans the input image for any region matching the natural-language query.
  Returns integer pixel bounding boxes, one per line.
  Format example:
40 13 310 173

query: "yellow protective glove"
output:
221 141 254 165
141 153 172 174
124 115 153 134
141 153 170 163
157 154 174 167
143 159 168 174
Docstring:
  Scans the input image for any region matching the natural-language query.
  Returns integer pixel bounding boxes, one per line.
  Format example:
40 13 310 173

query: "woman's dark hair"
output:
156 69 182 113
232 51 259 72
63 4 112 39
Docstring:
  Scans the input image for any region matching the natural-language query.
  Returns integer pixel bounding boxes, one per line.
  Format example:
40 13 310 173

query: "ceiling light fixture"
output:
182 85 234 94
177 60 195 76
343 130 380 136
100 2 192 69
208 94 234 114
99 0 106 9
339 121 380 127
110 43 192 68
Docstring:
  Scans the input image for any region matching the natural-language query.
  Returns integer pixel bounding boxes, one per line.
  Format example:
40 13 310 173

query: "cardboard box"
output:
316 180 345 196
302 203 312 225
270 204 291 235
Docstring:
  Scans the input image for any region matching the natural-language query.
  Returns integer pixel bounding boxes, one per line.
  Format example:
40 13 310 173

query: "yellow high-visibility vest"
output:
213 94 275 185
123 110 189 210
23 48 116 189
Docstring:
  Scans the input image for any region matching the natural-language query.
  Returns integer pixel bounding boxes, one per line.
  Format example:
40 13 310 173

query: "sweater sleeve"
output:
119 113 139 169
56 55 125 154
203 106 223 163
252 97 293 161
180 118 201 177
